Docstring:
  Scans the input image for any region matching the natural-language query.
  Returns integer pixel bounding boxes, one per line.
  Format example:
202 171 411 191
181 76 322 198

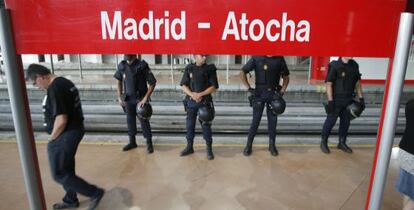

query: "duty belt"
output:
256 85 276 91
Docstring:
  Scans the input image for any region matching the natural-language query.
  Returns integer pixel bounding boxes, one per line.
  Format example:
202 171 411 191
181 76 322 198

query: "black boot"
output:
123 135 138 151
243 139 253 156
146 138 154 154
206 142 214 160
337 136 353 153
269 140 279 156
52 201 79 209
180 139 194 156
320 136 330 154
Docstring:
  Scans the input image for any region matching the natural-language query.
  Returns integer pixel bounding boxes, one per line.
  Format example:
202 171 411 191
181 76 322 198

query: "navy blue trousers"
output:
125 95 152 139
247 89 278 144
321 96 353 138
47 128 100 203
185 99 213 143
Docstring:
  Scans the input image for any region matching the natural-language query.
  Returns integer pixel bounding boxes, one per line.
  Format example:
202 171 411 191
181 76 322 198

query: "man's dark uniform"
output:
321 58 363 153
180 63 219 160
242 56 290 156
114 58 157 152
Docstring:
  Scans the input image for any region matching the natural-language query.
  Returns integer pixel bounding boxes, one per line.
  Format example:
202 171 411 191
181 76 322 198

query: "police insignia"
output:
341 72 346 77
264 64 268 70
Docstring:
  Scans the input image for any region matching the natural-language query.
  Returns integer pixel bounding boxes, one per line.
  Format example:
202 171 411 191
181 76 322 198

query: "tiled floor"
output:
0 142 402 210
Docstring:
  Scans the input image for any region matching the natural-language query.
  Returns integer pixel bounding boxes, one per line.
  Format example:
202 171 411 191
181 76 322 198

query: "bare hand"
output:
191 93 202 103
138 97 148 107
118 98 125 107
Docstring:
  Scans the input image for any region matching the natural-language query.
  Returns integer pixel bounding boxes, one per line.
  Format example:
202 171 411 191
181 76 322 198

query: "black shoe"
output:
122 143 137 151
269 145 279 156
206 144 214 160
207 152 214 160
180 146 194 156
53 201 79 209
243 146 252 156
338 137 353 153
320 136 330 154
146 139 154 154
88 188 105 210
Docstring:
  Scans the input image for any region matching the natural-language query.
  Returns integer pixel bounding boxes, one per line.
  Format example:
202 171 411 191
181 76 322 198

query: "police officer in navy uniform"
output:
27 64 104 210
321 57 365 154
114 54 157 152
240 56 290 156
180 55 219 160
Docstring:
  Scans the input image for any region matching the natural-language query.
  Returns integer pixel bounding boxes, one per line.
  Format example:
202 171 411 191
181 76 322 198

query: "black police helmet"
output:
137 103 153 120
269 95 286 115
346 101 363 120
198 106 215 122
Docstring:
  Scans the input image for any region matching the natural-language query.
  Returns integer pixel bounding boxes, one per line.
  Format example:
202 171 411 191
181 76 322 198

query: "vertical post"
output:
49 54 54 74
115 54 119 69
308 57 313 83
367 12 414 210
170 54 174 86
0 8 46 210
226 55 229 84
0 53 4 83
78 54 83 81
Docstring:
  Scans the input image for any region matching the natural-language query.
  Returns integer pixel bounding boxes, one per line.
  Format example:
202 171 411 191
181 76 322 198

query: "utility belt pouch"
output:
183 96 189 112
248 95 254 107
121 93 128 101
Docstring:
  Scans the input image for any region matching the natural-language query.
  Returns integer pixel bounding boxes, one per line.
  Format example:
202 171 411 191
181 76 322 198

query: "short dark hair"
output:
27 64 51 81
123 54 137 61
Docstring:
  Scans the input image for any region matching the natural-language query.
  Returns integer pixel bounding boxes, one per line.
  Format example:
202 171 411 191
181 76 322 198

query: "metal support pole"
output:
308 57 313 83
226 55 229 84
115 54 119 68
0 54 4 82
0 8 46 210
367 12 414 210
78 54 83 80
49 54 54 74
170 54 174 86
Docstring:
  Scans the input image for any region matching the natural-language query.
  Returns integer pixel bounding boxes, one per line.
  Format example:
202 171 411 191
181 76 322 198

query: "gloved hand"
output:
359 98 365 110
326 100 335 114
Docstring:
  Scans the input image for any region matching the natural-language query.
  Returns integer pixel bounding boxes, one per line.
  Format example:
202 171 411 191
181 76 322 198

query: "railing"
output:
0 54 311 84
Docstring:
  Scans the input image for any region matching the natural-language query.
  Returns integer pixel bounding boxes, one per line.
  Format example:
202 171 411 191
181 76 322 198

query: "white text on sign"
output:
101 11 311 42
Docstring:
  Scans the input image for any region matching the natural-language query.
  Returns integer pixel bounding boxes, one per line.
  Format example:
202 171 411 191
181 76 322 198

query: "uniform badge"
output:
341 72 346 77
264 64 268 71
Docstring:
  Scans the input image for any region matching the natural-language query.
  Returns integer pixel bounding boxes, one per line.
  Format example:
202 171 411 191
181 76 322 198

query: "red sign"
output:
5 0 406 56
